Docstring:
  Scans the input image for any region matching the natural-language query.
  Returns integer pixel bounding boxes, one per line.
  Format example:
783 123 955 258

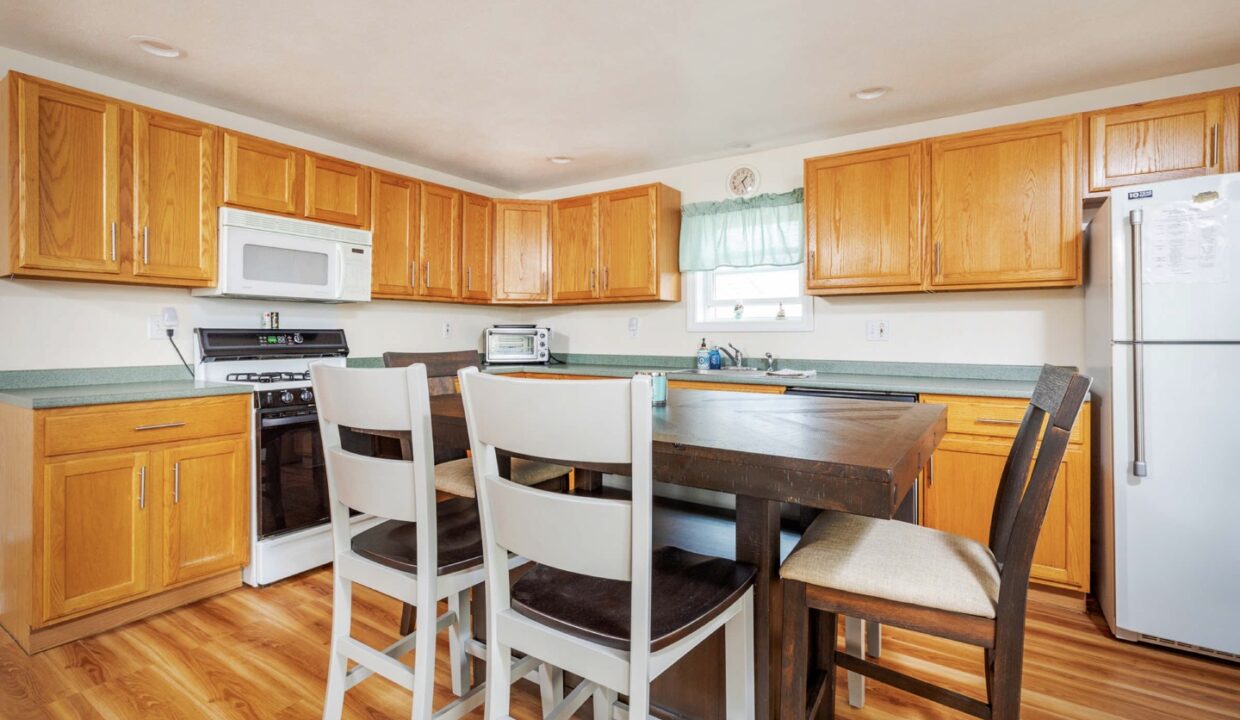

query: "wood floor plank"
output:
1 567 1236 720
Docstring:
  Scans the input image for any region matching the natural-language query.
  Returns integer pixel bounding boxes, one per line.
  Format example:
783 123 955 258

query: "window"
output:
687 264 814 332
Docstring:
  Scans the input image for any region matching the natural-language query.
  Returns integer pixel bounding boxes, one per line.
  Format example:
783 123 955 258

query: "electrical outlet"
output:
865 320 890 342
628 317 639 338
441 321 452 339
147 315 166 341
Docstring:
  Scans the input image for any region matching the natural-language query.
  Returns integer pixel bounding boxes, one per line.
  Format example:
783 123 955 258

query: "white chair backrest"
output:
311 362 437 534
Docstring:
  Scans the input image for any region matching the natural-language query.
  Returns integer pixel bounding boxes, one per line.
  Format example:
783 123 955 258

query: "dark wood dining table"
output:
427 386 946 720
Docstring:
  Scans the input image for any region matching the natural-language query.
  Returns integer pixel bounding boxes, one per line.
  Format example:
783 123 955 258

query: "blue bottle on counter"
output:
708 346 722 370
696 338 710 370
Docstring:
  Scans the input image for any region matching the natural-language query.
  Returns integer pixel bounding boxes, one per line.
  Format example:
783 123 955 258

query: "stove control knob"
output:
280 390 295 404
299 389 314 403
292 333 304 344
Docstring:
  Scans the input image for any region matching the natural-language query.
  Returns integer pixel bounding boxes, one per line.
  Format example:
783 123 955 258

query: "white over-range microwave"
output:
193 208 372 303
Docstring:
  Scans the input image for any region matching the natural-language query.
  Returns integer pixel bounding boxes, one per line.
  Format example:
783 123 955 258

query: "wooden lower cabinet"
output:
921 394 1090 593
40 451 152 623
161 438 249 587
0 395 251 653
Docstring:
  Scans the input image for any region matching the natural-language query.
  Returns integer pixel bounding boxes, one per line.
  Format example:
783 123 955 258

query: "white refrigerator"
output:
1085 172 1240 660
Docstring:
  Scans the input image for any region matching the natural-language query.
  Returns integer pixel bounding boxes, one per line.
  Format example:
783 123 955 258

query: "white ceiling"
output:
3 1 1240 193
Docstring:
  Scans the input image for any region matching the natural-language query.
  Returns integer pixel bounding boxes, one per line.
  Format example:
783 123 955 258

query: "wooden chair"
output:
458 368 758 720
779 365 1091 720
310 362 556 720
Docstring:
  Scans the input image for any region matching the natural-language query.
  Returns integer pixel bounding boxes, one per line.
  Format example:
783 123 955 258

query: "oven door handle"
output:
260 414 319 429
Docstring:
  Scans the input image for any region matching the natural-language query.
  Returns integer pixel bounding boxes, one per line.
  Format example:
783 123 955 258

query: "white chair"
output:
458 368 758 720
311 362 559 720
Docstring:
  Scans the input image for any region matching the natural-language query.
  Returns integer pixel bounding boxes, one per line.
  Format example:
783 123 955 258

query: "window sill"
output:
686 317 815 333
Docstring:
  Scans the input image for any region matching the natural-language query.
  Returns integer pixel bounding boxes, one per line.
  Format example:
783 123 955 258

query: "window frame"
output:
685 264 815 333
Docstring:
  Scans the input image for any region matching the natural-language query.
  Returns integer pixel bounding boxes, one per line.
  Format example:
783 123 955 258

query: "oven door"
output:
486 330 538 363
256 408 331 538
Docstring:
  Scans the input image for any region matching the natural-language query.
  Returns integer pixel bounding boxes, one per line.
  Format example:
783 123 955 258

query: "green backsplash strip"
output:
0 364 193 390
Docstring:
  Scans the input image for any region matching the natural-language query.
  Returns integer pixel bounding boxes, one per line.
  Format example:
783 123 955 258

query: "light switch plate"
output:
628 317 639 338
441 322 452 339
147 315 165 341
866 320 890 342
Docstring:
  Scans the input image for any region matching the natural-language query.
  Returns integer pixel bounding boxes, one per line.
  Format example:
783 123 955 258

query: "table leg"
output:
574 468 603 494
736 496 780 720
845 617 866 707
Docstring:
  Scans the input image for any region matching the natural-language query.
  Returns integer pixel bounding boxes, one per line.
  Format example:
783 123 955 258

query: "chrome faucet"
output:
718 343 745 368
763 352 776 371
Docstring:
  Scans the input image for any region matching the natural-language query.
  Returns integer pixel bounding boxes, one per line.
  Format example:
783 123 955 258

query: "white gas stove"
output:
194 328 382 586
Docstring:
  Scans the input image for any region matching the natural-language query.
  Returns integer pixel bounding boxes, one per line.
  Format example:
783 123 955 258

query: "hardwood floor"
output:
1 568 1236 719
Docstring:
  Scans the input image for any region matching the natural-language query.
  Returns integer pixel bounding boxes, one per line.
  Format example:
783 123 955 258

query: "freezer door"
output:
1112 343 1240 654
1114 173 1240 342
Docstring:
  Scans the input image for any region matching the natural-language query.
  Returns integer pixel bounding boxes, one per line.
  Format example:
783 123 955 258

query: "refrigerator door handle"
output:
1130 208 1148 477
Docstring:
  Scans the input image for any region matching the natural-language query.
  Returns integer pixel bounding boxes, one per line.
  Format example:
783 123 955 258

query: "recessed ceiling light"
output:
547 156 574 165
130 35 183 59
851 86 890 101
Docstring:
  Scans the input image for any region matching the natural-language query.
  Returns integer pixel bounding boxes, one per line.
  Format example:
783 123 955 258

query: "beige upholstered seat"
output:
780 511 1001 619
434 457 568 498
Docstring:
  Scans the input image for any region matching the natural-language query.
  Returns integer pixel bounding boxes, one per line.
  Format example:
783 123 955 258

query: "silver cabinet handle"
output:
139 466 146 509
603 267 609 290
541 270 547 292
467 266 472 291
173 461 180 504
411 261 417 288
589 268 595 290
976 417 1023 426
1209 124 1219 167
935 242 942 276
142 226 149 265
1130 209 1147 477
111 222 118 261
425 261 430 285
134 422 186 431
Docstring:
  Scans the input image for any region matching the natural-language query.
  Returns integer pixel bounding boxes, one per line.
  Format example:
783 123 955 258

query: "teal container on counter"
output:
652 372 668 406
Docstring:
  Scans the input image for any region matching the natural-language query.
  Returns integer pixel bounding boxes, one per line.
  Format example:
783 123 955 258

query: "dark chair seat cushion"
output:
510 546 756 651
351 497 484 575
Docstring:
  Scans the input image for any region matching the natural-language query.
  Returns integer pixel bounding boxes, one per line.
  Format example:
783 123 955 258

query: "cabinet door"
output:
805 143 923 293
418 184 461 299
928 116 1080 289
370 171 419 297
133 110 217 283
552 195 600 301
923 436 1087 590
222 131 300 215
305 154 369 227
599 186 658 299
494 201 551 302
461 193 493 301
41 451 150 622
1088 93 1227 192
162 439 249 587
14 77 121 274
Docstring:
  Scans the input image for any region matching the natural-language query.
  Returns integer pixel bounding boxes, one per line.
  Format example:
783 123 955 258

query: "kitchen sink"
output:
670 367 763 375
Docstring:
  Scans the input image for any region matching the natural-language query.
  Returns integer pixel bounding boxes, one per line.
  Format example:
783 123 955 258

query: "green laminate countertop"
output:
0 365 254 409
481 362 1046 398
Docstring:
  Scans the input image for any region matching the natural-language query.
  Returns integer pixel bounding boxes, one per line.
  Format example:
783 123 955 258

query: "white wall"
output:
519 63 1240 367
2 46 1239 372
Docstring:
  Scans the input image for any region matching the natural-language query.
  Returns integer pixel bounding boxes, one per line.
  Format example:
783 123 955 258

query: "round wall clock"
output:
727 166 760 197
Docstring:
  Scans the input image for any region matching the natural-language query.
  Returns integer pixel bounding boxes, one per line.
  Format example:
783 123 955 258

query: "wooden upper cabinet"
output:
928 115 1081 290
418 183 461 299
805 142 923 294
41 451 151 623
305 154 368 227
222 131 300 215
600 186 657 299
161 438 248 587
370 171 419 297
552 194 600 302
10 75 121 275
1087 92 1233 192
461 193 493 301
493 201 551 303
133 110 217 283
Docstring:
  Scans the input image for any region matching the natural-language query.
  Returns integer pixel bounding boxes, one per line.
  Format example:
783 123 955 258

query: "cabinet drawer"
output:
42 396 249 456
921 394 1085 445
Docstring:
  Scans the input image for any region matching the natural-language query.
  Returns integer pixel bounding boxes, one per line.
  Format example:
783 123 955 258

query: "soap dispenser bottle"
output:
696 338 710 369
708 345 723 370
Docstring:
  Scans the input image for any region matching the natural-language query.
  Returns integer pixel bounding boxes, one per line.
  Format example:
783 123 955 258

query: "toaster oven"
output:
484 325 550 364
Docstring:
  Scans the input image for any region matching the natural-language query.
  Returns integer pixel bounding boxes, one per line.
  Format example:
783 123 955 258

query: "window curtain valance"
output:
679 189 804 271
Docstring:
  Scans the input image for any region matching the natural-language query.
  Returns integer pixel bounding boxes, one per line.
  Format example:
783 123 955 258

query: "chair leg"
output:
814 612 838 720
321 573 352 720
780 580 809 720
485 634 513 719
725 590 757 719
399 602 415 636
448 590 472 697
538 664 564 719
990 644 1024 720
844 617 865 708
865 620 881 658
591 687 617 720
411 599 437 720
